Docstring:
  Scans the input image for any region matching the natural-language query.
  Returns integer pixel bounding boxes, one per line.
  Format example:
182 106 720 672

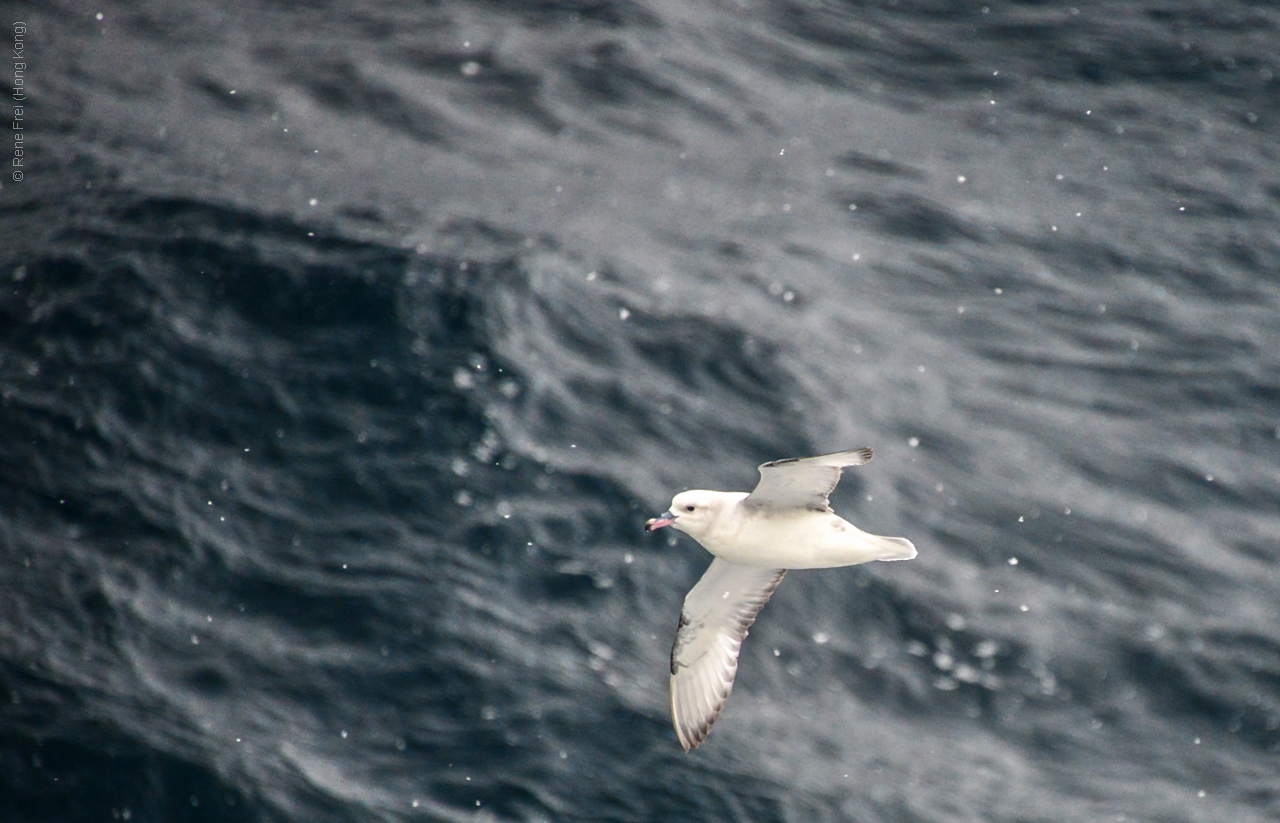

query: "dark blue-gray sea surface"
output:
3 1 1279 821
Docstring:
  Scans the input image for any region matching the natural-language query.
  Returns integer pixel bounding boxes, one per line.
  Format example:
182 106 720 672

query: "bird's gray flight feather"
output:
743 447 873 512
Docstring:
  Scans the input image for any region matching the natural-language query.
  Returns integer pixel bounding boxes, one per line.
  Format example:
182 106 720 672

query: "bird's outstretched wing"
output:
742 447 873 512
670 558 787 751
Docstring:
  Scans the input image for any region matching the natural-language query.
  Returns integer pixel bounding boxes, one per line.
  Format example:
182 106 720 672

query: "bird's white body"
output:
645 447 917 751
671 490 916 569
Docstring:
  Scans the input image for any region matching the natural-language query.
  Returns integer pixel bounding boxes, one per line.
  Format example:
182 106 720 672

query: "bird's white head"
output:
644 490 730 540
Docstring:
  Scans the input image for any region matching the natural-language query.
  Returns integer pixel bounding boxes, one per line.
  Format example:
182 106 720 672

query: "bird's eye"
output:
684 504 696 512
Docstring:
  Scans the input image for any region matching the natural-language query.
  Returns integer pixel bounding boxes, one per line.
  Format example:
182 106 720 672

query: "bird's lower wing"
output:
670 558 787 751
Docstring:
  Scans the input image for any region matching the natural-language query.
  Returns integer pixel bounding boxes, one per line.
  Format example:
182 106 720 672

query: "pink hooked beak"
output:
644 511 676 532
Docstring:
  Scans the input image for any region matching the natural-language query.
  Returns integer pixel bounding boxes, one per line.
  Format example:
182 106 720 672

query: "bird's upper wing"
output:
670 558 786 751
742 447 873 512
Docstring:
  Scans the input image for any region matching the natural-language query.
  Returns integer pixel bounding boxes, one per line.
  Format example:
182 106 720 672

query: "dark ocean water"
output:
3 1 1280 821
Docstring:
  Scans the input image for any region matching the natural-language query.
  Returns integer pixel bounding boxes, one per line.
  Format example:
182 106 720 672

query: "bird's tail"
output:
871 535 917 561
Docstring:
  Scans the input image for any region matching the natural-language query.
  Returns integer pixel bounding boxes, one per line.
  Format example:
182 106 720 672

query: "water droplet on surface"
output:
974 640 999 658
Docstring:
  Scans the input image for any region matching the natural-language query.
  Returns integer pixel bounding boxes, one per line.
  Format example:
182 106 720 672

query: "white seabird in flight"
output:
645 447 916 751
